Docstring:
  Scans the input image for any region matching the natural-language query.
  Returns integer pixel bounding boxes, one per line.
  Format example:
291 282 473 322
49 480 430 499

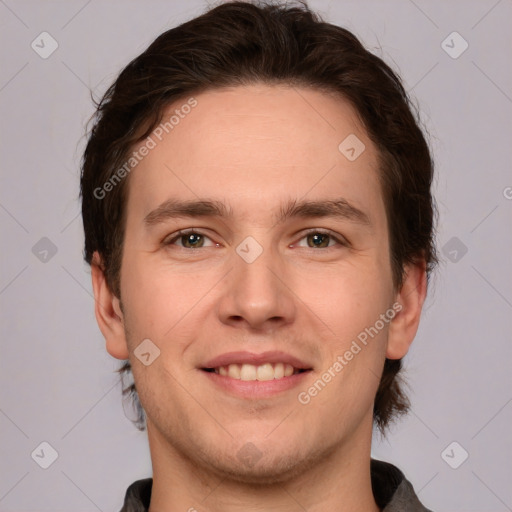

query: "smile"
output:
203 363 308 381
200 350 313 398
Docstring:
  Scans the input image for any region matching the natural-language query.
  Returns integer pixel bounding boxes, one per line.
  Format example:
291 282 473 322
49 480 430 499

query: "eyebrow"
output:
143 197 371 228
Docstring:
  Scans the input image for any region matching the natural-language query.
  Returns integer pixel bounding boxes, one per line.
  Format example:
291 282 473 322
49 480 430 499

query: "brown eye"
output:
306 232 331 248
293 229 347 249
164 230 216 248
180 232 204 248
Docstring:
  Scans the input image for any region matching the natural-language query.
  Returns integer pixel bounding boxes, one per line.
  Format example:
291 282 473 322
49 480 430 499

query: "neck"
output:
147 416 380 512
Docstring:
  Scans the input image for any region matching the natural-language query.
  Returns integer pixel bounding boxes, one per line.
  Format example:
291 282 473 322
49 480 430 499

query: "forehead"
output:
167 85 367 167
126 84 384 225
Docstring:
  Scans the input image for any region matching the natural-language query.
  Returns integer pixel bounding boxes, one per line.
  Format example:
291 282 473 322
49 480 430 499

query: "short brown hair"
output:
80 0 437 434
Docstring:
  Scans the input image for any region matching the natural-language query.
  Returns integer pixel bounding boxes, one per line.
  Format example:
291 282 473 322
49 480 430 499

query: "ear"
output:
90 252 129 360
386 259 427 360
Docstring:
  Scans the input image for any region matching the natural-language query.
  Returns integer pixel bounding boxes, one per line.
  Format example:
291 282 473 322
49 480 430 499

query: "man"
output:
81 1 437 510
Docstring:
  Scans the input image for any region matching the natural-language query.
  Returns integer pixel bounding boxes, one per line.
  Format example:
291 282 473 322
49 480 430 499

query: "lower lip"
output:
201 370 312 399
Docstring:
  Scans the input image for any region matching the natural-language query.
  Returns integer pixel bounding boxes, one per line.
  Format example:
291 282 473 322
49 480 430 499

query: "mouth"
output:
201 363 310 381
199 351 313 398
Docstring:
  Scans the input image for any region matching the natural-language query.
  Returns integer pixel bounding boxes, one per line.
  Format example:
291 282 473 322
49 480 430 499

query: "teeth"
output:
240 364 257 381
256 363 274 381
274 362 284 379
214 363 303 381
228 364 241 379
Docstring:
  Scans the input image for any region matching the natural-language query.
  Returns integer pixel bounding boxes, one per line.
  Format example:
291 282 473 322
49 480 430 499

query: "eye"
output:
293 229 347 249
163 228 347 250
163 229 217 249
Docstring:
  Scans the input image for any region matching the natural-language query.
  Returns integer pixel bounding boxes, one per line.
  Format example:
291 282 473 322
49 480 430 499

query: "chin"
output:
199 441 332 485
213 457 307 485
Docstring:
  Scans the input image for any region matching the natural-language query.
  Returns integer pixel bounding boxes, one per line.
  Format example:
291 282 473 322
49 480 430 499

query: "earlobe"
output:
90 252 130 360
386 260 427 360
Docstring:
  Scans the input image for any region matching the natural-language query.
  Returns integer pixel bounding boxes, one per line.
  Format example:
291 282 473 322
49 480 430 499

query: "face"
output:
95 84 419 483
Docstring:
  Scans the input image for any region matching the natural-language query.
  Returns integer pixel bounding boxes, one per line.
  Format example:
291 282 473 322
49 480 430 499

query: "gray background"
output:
1 0 511 510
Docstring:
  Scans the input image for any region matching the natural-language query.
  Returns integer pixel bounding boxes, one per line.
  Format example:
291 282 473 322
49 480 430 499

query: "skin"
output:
91 84 426 512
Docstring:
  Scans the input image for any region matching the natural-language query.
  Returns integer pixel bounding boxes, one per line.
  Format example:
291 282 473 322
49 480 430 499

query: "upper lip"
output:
202 351 312 370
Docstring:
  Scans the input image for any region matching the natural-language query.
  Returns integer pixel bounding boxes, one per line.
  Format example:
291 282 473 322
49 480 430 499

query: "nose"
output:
216 242 296 332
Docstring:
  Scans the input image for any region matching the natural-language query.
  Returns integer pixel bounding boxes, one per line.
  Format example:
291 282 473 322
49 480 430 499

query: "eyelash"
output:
163 228 348 250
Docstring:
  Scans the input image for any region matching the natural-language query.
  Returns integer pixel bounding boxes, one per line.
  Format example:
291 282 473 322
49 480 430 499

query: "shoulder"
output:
119 478 153 512
371 459 434 512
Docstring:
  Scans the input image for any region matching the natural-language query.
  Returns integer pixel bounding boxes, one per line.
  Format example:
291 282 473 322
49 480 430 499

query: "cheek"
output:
306 285 391 412
296 259 392 338
120 251 217 345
